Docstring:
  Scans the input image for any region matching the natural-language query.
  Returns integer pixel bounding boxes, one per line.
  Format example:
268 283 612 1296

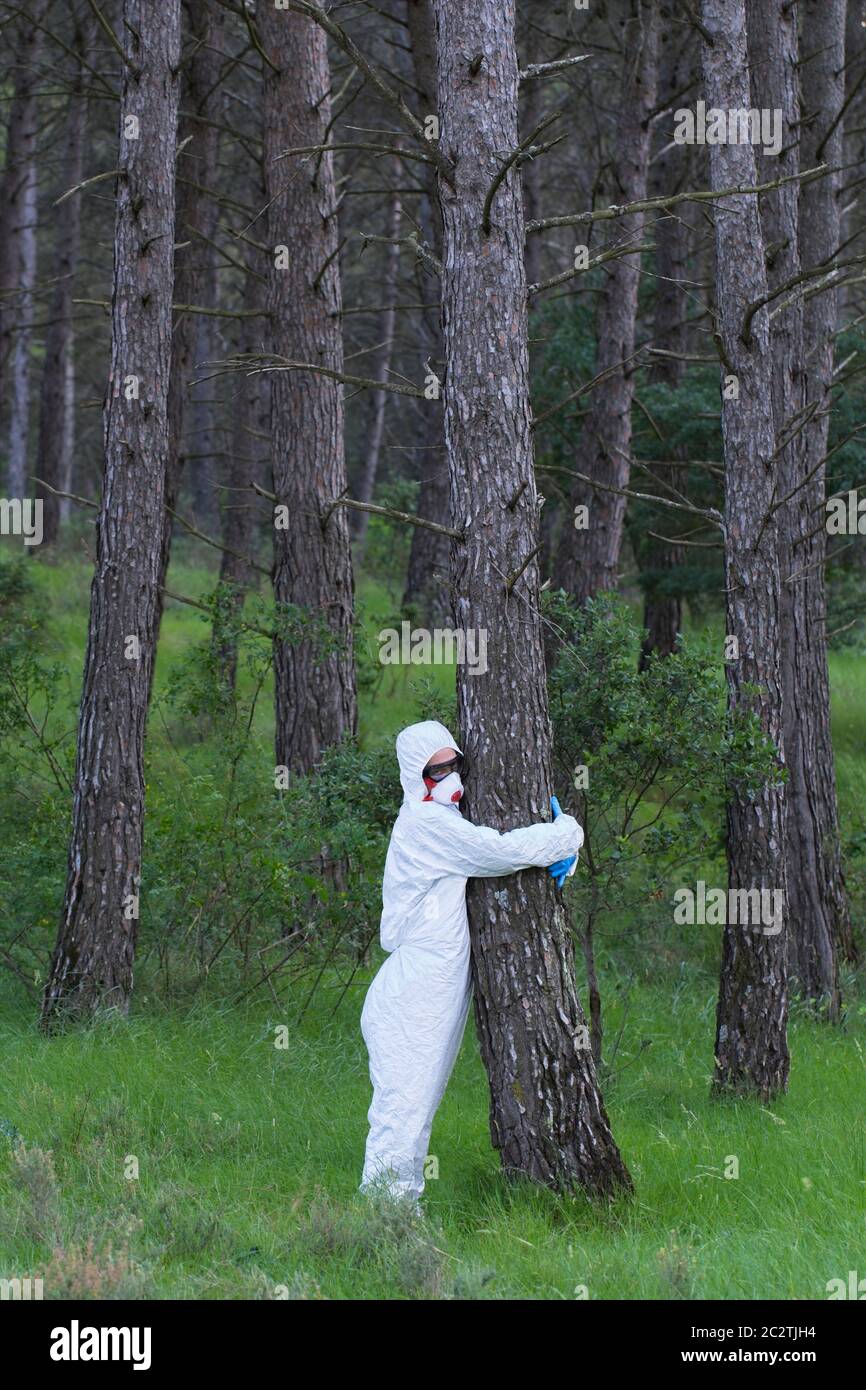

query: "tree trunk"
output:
41 0 181 1027
353 184 402 547
751 0 842 1015
702 0 789 1098
794 0 856 976
402 447 452 625
402 0 451 626
188 301 222 535
154 0 224 658
6 137 38 501
0 3 47 498
36 14 92 546
211 261 267 692
638 20 692 668
59 348 76 529
259 4 357 776
434 0 631 1197
520 16 544 293
556 0 657 602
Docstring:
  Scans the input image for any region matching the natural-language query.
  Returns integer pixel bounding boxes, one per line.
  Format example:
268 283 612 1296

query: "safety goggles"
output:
423 753 465 782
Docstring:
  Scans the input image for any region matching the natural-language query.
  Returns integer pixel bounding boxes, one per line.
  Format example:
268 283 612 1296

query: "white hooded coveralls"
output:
360 720 584 1201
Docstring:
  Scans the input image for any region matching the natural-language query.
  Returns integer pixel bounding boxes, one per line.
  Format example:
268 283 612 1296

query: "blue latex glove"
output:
548 796 577 888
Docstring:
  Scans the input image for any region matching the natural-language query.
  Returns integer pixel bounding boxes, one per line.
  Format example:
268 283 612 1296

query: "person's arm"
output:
415 804 584 879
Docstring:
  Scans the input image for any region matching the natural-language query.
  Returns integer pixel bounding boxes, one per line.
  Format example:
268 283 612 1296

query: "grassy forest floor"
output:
0 544 864 1300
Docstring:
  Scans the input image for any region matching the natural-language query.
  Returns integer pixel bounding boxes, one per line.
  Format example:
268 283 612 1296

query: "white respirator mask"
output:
425 771 464 806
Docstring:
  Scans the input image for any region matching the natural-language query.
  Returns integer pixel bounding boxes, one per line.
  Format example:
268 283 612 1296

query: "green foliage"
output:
361 476 420 590
531 295 726 619
546 591 784 974
0 553 864 1300
0 554 65 741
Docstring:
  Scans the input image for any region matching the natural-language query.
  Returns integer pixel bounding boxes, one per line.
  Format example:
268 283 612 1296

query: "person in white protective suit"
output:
359 719 584 1202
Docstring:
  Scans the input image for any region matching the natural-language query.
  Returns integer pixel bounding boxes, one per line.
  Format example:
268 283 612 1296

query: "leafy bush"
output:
546 591 784 1063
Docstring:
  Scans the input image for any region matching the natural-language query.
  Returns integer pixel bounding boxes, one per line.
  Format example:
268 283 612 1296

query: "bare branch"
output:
284 0 454 181
73 299 267 319
252 482 464 540
565 467 723 525
519 55 591 83
482 107 563 235
196 353 427 398
359 229 441 277
529 237 655 297
275 141 431 165
743 252 866 344
54 168 120 206
526 163 832 235
84 0 127 69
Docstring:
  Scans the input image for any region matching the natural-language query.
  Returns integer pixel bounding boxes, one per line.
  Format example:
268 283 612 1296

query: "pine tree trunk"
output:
1 4 47 498
6 137 38 500
402 0 451 626
795 0 856 975
36 16 91 546
212 261 267 692
751 0 843 1015
353 185 402 546
41 0 182 1027
0 1 48 430
434 0 631 1196
153 0 224 660
638 21 692 667
702 0 789 1098
556 0 657 602
59 351 75 529
259 5 357 776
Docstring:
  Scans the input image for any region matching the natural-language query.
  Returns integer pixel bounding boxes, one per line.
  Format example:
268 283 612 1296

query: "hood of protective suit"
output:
395 720 463 803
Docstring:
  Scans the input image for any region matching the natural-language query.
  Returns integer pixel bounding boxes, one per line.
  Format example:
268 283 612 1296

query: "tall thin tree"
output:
434 0 632 1195
751 0 842 1016
793 0 857 984
0 0 48 496
42 0 182 1026
36 7 94 546
556 0 657 602
259 4 357 776
637 18 695 668
402 0 451 626
353 183 402 547
154 0 225 662
702 0 789 1098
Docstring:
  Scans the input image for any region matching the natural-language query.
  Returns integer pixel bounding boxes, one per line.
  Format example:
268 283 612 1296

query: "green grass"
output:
1 980 863 1299
0 547 863 1299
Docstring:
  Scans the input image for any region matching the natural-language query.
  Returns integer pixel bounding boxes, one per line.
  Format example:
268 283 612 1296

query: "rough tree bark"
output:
402 0 451 626
519 10 545 293
36 11 93 545
41 0 181 1026
751 0 842 1015
793 0 856 979
259 4 357 775
702 0 789 1098
434 0 632 1196
556 0 657 602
